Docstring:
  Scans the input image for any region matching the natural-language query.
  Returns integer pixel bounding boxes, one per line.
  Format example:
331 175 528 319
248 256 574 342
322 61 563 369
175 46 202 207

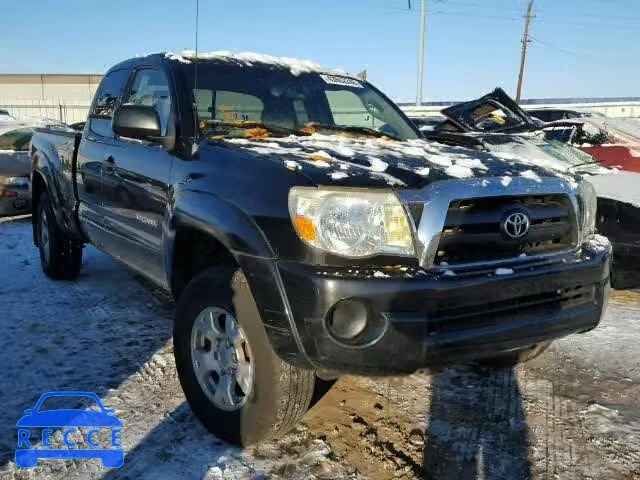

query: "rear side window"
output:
122 69 172 136
195 90 264 123
0 128 34 151
89 69 131 138
325 90 378 128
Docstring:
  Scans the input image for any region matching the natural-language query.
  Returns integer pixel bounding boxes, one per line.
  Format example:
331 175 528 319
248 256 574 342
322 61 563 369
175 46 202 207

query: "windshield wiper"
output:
200 120 303 137
305 123 401 141
568 160 601 172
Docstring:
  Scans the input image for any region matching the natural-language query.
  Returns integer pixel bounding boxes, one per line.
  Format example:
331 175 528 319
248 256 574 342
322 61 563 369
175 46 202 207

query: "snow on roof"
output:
164 50 348 77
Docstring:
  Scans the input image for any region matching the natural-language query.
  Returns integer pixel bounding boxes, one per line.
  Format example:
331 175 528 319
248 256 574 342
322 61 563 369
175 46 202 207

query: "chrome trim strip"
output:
397 176 580 270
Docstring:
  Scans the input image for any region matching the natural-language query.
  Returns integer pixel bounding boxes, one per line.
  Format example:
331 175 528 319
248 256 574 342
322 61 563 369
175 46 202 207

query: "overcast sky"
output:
0 0 637 102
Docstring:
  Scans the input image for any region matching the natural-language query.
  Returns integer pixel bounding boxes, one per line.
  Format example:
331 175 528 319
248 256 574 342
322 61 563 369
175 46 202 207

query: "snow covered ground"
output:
1 216 639 479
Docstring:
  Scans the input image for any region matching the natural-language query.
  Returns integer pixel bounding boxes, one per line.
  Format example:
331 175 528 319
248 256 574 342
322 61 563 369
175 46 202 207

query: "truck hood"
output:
209 134 581 188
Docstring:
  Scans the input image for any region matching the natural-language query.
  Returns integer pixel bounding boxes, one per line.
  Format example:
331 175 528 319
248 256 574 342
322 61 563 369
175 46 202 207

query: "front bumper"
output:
274 240 611 375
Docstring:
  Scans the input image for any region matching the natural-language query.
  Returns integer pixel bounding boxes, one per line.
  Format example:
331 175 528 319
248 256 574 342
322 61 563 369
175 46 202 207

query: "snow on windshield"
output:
165 50 348 77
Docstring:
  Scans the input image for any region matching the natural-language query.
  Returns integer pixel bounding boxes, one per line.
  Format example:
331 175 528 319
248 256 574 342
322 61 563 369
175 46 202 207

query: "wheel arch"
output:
165 193 311 368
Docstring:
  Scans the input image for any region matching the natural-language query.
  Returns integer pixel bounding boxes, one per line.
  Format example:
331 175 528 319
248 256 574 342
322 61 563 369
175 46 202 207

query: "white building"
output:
0 73 102 124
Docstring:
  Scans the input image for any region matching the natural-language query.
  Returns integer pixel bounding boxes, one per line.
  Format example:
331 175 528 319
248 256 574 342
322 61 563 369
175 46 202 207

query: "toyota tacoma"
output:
29 51 611 446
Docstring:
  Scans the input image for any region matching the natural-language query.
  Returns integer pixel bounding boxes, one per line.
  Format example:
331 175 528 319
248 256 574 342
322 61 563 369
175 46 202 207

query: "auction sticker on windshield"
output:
320 74 364 88
15 391 124 469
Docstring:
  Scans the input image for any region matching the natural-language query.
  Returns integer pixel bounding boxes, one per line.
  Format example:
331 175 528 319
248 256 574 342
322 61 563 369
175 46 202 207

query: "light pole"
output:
416 0 427 106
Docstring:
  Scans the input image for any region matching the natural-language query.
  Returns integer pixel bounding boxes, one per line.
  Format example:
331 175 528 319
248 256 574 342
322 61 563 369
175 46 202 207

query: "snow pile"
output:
330 171 349 180
584 234 611 253
445 164 474 178
373 271 390 278
368 157 388 172
495 268 514 276
520 170 542 182
165 50 348 77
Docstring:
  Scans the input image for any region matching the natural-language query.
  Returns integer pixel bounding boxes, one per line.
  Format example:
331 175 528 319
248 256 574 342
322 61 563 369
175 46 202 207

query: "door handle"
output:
103 155 115 174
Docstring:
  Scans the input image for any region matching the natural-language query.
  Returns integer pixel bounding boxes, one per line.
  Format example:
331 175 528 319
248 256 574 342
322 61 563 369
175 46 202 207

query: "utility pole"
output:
416 0 427 106
516 0 534 103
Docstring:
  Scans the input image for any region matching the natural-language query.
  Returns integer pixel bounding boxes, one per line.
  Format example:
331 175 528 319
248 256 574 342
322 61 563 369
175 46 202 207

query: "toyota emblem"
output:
502 212 530 239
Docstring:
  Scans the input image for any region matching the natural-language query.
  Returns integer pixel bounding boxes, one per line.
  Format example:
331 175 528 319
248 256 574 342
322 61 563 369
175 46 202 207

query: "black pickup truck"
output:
30 52 611 446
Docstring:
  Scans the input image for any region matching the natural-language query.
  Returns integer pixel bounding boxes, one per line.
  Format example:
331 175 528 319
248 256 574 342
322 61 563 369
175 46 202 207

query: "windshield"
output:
184 63 419 140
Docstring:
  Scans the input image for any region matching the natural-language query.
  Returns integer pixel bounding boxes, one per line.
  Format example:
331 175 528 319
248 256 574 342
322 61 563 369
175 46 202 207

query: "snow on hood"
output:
165 50 348 77
212 134 583 188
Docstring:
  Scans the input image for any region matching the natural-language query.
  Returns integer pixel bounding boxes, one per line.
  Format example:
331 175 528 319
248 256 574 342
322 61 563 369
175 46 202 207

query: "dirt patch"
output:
305 378 424 479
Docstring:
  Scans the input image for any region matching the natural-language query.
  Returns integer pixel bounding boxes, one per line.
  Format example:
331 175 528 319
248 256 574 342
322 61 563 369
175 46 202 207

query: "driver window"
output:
325 90 382 129
123 69 172 136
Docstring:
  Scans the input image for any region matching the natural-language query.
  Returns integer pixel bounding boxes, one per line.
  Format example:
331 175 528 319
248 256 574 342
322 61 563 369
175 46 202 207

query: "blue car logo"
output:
16 391 123 468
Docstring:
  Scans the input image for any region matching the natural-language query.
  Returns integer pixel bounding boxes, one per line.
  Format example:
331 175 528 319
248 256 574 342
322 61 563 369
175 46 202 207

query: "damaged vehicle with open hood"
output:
422 88 639 289
29 52 611 446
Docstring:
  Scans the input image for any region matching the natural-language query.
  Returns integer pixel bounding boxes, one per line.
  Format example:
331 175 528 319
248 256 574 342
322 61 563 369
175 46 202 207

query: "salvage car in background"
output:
423 88 640 289
0 123 33 215
525 108 599 123
0 108 16 122
0 120 71 216
543 118 640 173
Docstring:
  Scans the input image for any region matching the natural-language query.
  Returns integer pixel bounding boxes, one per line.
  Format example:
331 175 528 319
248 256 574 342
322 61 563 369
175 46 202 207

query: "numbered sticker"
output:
320 74 364 89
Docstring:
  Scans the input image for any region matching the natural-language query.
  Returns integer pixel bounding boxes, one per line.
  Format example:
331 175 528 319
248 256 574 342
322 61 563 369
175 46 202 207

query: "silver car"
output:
0 123 34 216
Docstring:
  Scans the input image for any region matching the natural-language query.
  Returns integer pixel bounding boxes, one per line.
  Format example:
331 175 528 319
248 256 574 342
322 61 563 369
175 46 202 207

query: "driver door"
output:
99 67 175 285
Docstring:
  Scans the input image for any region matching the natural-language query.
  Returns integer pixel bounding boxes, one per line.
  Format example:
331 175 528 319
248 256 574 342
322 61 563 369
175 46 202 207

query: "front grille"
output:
435 194 577 265
428 284 595 334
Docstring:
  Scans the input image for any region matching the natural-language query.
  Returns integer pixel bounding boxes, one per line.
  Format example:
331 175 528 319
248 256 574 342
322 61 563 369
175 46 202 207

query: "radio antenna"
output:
194 0 199 92
191 0 200 152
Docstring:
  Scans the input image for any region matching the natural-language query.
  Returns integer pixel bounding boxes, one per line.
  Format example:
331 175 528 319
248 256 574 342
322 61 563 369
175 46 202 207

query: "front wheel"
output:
36 192 83 280
174 268 316 446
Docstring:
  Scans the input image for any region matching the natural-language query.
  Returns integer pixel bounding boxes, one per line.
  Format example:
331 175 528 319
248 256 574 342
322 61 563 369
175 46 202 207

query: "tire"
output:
36 192 83 280
174 267 316 446
475 342 551 368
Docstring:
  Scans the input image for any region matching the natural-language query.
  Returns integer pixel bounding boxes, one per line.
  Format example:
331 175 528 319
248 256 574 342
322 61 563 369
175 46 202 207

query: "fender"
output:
164 187 274 273
164 187 312 368
30 131 85 244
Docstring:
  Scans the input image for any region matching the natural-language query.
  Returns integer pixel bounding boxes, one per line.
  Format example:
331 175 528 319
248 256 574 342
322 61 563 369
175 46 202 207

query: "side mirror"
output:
24 409 34 414
113 105 161 140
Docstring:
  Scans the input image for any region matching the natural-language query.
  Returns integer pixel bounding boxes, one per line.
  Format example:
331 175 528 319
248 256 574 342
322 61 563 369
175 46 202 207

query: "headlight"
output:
577 179 597 235
288 187 415 258
0 176 29 188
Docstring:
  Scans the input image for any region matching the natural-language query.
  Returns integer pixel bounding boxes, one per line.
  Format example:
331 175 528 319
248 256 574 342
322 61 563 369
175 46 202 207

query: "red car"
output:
543 118 640 173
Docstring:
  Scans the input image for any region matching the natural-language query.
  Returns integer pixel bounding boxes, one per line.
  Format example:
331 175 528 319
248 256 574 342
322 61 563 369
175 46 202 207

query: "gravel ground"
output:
0 215 639 479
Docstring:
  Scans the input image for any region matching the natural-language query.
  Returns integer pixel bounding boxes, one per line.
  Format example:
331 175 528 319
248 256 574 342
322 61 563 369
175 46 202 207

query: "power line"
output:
530 36 632 67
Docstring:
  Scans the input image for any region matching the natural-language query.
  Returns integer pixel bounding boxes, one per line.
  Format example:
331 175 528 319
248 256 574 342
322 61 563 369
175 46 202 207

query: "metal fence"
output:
0 99 91 125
